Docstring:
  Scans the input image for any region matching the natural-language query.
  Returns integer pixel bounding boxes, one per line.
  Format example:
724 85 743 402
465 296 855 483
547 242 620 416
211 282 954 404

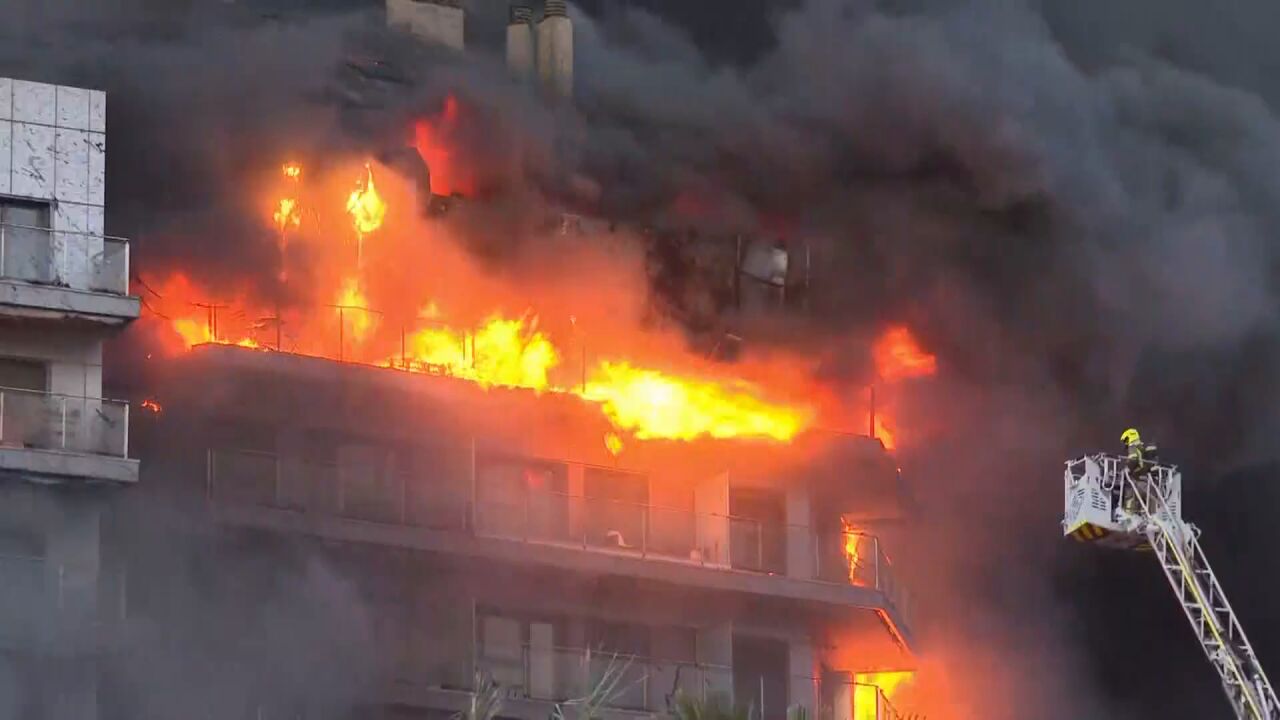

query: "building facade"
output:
0 77 139 718
133 344 913 720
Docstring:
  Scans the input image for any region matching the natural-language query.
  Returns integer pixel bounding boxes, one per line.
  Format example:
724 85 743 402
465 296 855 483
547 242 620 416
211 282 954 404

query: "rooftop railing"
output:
0 386 130 458
0 221 130 296
205 449 910 624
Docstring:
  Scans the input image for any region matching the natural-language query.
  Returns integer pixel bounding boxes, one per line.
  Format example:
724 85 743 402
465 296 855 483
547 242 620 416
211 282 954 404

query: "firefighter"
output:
1121 428 1158 513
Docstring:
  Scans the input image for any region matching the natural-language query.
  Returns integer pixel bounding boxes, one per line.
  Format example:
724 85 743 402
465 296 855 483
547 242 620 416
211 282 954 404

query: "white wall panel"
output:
12 81 55 126
87 133 105 206
0 121 10 196
0 78 11 121
88 91 105 134
55 128 89 204
11 121 55 199
55 86 89 131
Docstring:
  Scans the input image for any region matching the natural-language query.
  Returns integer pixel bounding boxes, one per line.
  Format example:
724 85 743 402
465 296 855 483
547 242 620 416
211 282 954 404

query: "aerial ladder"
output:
1063 453 1279 719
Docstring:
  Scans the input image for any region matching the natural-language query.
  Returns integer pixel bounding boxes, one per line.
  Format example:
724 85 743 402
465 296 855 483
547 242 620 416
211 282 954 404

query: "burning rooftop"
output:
138 158 935 450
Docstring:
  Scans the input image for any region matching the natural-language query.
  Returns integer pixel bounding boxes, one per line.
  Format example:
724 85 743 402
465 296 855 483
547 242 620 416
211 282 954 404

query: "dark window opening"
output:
729 487 786 573
732 635 788 720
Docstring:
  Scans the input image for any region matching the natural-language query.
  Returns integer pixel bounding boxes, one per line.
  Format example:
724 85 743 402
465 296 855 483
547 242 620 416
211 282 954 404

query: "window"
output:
0 198 53 284
729 488 786 573
733 635 789 720
475 454 570 541
0 357 47 393
583 467 648 551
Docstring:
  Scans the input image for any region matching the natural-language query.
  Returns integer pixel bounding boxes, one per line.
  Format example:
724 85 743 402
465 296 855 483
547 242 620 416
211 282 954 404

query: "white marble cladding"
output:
0 79 111 293
0 78 106 204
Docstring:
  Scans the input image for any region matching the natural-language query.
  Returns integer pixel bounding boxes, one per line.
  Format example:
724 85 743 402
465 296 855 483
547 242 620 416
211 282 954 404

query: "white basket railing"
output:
0 220 130 295
0 387 130 458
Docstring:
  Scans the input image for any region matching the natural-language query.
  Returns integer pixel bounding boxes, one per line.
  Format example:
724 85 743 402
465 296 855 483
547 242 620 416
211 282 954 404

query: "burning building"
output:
0 27 927 717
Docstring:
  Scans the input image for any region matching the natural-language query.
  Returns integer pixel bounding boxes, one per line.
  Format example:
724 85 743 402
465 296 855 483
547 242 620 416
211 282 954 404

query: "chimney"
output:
536 0 573 99
506 4 535 80
386 0 465 51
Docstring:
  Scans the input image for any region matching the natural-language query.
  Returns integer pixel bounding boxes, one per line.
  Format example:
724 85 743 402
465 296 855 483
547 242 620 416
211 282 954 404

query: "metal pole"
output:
122 402 130 458
60 396 67 450
1 223 6 277
756 519 764 571
874 537 881 590
868 385 876 439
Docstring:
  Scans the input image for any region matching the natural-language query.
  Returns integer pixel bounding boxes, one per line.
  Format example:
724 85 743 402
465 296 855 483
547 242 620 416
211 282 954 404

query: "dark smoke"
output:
5 0 1280 716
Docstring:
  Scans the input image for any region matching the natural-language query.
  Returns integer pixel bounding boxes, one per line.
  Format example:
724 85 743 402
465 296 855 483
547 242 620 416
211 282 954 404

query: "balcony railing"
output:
0 387 131 458
204 449 909 622
476 646 733 712
0 221 130 295
463 648 915 720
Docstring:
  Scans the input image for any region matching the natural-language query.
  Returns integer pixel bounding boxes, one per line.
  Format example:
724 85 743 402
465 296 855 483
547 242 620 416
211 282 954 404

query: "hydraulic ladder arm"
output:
1124 468 1278 719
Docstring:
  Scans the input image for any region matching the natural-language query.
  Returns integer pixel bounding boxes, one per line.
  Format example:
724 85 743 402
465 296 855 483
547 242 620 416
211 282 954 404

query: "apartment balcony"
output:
386 647 911 720
0 220 139 325
204 449 912 645
0 554 129 654
0 387 138 483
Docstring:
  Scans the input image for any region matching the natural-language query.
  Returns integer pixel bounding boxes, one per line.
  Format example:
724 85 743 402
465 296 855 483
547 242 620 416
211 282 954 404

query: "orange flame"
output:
282 162 302 180
346 164 387 235
144 161 922 445
842 517 868 586
873 414 895 451
393 313 559 391
140 399 163 414
413 95 473 197
578 361 810 442
853 671 914 720
273 197 301 232
604 432 624 457
873 326 937 382
335 277 376 343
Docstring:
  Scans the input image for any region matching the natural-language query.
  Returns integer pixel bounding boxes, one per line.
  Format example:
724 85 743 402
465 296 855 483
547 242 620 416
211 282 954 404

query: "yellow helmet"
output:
1121 428 1141 445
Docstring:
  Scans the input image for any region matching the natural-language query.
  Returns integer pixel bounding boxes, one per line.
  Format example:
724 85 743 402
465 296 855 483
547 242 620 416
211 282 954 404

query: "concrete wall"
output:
506 19 535 80
0 78 108 292
0 323 103 398
386 0 465 51
535 15 573 99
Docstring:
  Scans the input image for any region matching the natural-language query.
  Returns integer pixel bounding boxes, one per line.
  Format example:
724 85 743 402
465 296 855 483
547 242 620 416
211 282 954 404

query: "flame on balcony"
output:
140 158 940 448
853 671 914 720
842 516 868 587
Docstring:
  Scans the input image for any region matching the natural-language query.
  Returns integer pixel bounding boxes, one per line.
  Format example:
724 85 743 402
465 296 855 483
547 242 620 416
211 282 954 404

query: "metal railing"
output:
466 649 919 720
0 386 130 458
475 645 733 712
0 220 130 295
204 449 908 619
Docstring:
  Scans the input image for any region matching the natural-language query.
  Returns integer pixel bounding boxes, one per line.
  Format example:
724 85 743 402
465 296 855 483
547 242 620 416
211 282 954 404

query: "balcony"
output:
477 646 733 713
204 449 911 641
390 647 913 720
0 220 139 324
0 387 138 483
